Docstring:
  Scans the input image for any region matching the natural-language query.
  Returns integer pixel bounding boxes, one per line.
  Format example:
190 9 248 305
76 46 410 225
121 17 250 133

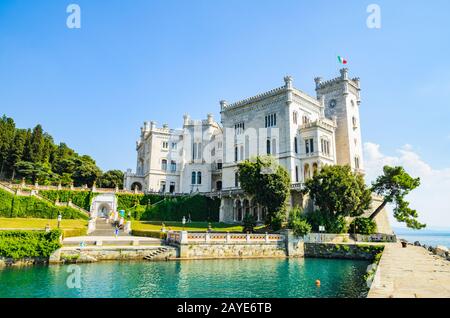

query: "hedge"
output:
131 229 167 240
139 195 220 222
0 229 62 259
39 190 95 211
0 189 89 220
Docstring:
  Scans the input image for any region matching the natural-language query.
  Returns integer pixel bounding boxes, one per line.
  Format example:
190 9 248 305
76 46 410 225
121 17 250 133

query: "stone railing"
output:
166 231 284 245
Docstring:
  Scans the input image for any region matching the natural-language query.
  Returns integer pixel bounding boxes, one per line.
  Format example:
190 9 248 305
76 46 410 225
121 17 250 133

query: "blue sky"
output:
1 0 449 226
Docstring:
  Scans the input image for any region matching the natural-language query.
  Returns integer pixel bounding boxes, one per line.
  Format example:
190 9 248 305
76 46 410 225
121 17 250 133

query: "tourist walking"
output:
114 225 119 238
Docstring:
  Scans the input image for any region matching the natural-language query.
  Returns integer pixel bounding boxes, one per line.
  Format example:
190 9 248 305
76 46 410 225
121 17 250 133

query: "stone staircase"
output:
88 218 130 237
143 246 171 261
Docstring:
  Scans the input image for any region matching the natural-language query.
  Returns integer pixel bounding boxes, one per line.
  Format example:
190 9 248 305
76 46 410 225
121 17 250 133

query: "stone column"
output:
179 231 189 258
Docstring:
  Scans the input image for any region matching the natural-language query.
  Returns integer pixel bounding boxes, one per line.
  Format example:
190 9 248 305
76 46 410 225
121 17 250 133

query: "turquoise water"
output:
0 258 370 298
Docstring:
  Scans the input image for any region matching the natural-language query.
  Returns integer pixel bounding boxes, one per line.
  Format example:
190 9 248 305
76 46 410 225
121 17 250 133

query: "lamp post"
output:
57 214 62 229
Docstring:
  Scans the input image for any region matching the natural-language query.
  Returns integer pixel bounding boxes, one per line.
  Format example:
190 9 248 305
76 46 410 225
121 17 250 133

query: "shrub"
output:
62 228 87 238
242 213 256 233
288 207 311 237
0 229 62 259
306 210 348 234
131 229 167 240
349 217 377 235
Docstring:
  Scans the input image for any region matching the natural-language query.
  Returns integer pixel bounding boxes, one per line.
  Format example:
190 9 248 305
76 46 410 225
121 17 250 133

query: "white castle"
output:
124 68 391 230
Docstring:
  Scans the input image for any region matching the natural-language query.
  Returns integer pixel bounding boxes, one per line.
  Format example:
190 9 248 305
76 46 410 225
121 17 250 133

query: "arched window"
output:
191 171 196 185
266 139 271 155
294 137 298 154
304 164 310 180
313 163 319 176
197 171 202 185
161 159 167 171
170 160 176 172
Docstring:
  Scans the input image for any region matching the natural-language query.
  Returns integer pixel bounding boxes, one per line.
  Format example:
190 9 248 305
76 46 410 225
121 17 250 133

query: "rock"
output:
414 241 421 246
435 245 449 258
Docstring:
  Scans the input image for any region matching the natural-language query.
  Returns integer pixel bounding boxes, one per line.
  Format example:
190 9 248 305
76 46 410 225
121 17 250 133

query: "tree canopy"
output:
0 115 105 187
238 156 291 229
303 165 372 219
370 165 425 229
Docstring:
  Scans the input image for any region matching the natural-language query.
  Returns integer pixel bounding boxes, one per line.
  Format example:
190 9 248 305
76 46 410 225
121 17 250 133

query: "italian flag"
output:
337 56 348 64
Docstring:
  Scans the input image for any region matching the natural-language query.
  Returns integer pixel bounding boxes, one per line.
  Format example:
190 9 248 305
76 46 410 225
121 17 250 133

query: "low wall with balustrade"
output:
166 231 296 259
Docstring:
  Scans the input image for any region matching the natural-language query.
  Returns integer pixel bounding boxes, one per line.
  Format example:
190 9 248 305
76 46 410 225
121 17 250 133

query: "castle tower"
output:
315 68 364 172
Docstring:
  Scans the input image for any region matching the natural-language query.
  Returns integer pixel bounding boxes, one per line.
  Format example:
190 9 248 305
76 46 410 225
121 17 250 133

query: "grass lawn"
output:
131 221 266 233
0 218 88 230
131 221 264 232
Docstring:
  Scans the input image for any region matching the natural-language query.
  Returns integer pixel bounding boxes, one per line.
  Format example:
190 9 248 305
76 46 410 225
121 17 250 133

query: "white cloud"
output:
364 142 450 229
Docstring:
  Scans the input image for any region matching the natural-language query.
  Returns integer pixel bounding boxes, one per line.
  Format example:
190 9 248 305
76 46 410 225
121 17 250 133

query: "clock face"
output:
329 99 337 108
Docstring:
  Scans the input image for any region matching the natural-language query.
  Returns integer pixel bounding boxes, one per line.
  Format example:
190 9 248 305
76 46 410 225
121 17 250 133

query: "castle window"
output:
355 157 360 169
272 138 277 155
169 182 175 193
162 141 169 149
235 172 239 187
197 171 202 185
193 142 202 160
266 139 271 155
265 113 277 128
295 166 299 182
191 172 196 185
305 138 314 154
293 111 298 124
217 160 222 170
170 160 176 172
161 159 167 171
160 181 166 193
234 146 238 162
234 122 245 135
302 116 310 125
352 116 358 128
171 142 177 149
321 139 330 156
294 137 298 154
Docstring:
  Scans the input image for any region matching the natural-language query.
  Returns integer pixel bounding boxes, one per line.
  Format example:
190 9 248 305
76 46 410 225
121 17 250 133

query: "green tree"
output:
370 166 425 229
303 165 372 219
27 125 45 163
238 156 291 229
7 129 28 180
98 170 124 189
72 156 102 187
15 161 52 184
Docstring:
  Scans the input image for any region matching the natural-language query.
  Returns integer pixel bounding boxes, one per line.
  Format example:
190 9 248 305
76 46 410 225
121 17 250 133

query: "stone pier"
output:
368 242 450 298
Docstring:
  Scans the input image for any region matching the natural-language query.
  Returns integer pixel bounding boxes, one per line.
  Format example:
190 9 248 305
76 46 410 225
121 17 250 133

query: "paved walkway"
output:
368 242 450 298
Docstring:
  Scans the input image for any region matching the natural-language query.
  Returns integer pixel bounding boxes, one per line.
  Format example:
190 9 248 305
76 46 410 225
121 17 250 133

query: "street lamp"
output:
57 214 62 229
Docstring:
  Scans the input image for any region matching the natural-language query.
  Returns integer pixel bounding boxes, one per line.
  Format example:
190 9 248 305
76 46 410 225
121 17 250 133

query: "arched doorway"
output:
97 203 111 218
131 182 142 191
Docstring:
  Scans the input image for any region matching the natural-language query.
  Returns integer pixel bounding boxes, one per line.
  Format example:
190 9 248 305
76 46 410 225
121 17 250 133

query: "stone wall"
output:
52 246 178 263
179 242 287 259
0 257 48 267
304 243 384 260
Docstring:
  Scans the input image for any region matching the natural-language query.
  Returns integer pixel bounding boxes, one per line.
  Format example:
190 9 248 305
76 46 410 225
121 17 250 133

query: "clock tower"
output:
314 68 364 173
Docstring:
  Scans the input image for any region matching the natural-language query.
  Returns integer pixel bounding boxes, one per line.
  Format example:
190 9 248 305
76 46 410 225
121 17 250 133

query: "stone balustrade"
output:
166 231 284 245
